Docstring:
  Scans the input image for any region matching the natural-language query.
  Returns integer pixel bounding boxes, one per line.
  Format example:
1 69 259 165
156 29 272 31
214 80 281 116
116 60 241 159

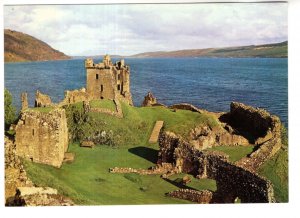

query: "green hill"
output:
130 41 288 58
4 29 70 62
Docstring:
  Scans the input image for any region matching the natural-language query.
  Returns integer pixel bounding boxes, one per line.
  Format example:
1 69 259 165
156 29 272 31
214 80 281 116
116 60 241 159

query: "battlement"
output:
85 55 129 71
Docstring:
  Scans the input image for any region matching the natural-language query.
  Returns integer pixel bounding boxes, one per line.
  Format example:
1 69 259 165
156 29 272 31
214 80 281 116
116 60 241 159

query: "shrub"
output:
4 88 16 130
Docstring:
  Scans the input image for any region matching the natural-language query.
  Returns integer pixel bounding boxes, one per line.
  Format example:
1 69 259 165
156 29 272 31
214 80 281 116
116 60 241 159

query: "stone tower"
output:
85 55 133 105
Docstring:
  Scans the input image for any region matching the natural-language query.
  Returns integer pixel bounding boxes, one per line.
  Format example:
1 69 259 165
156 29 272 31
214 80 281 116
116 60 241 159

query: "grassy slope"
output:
258 126 288 202
258 148 288 202
90 99 116 111
65 102 219 147
206 146 254 162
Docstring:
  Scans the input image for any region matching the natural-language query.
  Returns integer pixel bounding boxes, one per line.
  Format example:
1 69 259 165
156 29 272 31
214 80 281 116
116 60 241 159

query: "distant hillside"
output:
4 29 70 62
130 41 288 58
72 55 123 60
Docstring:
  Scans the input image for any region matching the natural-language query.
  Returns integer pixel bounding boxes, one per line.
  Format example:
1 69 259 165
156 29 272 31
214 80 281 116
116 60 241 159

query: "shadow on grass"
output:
128 146 158 164
162 177 197 191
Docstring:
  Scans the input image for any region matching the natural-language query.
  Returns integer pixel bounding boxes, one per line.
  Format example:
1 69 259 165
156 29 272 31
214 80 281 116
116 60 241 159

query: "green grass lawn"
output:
24 143 216 205
205 146 255 162
90 99 116 111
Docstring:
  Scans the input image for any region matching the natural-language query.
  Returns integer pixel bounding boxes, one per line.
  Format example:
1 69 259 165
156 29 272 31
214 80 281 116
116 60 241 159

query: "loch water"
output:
4 57 288 126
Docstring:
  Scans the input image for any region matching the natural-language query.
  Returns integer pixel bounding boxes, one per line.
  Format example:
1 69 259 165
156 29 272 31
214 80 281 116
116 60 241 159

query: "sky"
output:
4 3 287 56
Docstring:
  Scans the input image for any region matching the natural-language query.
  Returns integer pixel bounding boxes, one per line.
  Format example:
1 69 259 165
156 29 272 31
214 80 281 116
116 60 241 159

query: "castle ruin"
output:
85 55 133 105
14 55 133 168
15 108 69 168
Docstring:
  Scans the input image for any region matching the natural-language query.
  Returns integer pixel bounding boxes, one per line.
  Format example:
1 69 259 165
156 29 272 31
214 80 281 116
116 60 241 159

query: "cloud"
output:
4 3 287 56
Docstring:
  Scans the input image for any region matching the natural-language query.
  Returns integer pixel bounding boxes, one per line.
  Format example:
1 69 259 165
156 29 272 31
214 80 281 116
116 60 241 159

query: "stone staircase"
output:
149 120 164 143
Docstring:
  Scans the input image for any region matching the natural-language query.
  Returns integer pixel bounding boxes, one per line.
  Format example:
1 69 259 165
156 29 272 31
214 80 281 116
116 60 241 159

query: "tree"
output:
4 88 16 129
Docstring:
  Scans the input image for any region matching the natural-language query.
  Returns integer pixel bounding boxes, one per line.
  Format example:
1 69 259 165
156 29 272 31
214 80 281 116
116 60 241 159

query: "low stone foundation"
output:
169 103 205 114
166 189 213 203
109 163 176 175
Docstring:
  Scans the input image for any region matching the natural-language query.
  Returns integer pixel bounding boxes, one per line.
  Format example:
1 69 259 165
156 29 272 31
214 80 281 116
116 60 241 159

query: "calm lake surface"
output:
4 58 288 126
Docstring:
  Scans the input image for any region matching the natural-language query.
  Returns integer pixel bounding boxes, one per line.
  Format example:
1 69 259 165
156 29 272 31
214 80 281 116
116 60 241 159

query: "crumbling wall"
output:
5 136 33 203
227 102 280 140
166 189 213 203
15 108 68 168
142 92 157 107
109 163 174 175
222 102 282 171
35 90 52 107
60 87 89 105
5 136 74 206
21 92 28 111
158 132 275 203
197 152 275 203
188 125 250 150
169 103 205 113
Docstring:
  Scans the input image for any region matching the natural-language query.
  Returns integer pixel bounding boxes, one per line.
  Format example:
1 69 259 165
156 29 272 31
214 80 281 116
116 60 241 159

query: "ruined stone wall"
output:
5 136 33 202
5 137 74 206
158 132 275 203
166 189 213 203
35 90 52 107
60 87 89 105
198 153 275 203
188 125 250 150
109 163 174 175
15 108 68 168
222 102 282 171
21 92 28 111
169 103 205 114
142 92 157 107
228 102 280 140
